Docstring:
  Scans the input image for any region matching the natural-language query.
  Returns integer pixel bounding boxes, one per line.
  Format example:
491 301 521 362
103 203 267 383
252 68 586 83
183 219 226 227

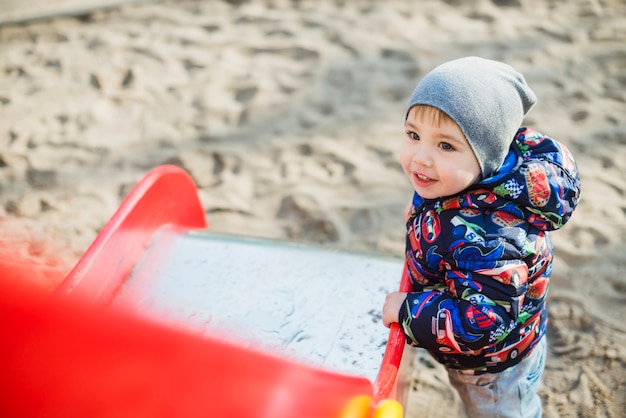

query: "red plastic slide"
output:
0 278 377 418
1 165 410 417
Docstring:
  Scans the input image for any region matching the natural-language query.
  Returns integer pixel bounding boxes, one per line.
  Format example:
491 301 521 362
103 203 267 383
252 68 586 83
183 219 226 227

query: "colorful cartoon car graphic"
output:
421 210 441 243
478 265 527 287
450 216 486 243
526 276 549 300
459 208 481 218
405 250 429 286
526 234 551 278
475 190 498 205
431 308 481 355
442 196 464 210
485 312 541 366
525 163 550 207
521 131 545 147
407 220 422 257
491 210 524 228
409 291 438 319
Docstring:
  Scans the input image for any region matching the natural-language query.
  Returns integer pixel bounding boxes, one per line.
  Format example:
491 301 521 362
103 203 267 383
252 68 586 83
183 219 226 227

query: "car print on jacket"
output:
485 312 543 366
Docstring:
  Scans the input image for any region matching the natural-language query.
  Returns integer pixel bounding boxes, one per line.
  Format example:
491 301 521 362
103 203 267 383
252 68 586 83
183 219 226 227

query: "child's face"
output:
401 106 481 199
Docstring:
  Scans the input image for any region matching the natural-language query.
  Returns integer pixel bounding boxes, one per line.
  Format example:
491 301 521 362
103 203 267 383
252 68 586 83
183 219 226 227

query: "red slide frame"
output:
56 165 207 303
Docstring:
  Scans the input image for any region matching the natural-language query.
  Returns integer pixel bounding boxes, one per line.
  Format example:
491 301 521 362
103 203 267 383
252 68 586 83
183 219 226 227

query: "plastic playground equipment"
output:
1 165 412 418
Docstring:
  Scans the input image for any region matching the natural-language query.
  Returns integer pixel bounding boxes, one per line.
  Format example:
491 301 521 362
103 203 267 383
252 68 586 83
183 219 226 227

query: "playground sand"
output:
1 0 625 416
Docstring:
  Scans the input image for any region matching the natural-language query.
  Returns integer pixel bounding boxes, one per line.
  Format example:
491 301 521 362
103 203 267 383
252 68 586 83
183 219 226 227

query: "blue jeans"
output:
446 337 547 418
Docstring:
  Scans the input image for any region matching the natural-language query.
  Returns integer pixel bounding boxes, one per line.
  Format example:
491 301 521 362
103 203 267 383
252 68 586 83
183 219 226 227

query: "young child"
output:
382 57 581 417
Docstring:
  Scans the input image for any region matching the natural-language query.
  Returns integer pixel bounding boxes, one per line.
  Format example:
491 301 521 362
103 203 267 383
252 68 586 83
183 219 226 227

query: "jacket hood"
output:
476 128 580 231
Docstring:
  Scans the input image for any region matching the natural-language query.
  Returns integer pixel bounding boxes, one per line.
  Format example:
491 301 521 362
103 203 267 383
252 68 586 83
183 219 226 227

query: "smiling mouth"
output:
415 173 434 182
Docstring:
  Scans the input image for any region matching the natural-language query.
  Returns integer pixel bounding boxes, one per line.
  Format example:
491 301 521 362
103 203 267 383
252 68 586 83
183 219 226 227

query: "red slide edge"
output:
55 165 207 303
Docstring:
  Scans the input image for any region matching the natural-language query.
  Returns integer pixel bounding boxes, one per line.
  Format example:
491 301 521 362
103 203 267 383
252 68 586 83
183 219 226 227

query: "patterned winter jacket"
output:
399 127 581 374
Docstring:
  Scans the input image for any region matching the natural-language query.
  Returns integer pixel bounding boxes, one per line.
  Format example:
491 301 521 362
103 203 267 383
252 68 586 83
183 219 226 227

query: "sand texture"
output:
1 0 625 416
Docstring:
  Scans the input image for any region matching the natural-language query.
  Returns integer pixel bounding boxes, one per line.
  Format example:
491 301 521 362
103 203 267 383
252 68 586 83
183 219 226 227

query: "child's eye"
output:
440 142 454 151
407 131 420 141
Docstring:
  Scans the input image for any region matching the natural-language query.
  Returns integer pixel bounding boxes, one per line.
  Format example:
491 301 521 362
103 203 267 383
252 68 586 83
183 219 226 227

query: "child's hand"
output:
382 292 407 328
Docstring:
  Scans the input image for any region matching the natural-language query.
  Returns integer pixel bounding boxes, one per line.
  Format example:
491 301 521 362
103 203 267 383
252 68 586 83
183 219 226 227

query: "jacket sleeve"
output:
398 214 532 353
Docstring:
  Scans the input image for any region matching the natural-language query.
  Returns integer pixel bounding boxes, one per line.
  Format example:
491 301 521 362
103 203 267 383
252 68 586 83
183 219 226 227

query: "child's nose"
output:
412 146 433 167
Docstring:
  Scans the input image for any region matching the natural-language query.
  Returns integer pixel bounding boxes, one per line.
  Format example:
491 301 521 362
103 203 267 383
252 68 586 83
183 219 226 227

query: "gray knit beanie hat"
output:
406 56 537 178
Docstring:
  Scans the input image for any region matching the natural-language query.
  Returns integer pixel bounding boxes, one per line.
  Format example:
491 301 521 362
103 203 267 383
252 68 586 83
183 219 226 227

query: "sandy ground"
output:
1 0 625 416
